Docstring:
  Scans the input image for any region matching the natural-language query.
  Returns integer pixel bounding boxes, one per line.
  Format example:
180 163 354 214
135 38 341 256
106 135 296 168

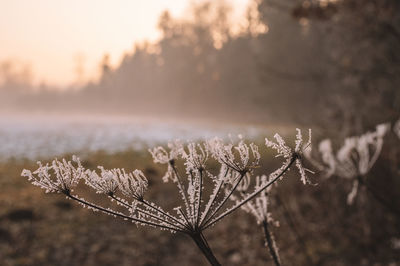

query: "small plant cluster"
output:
22 129 312 265
305 119 400 216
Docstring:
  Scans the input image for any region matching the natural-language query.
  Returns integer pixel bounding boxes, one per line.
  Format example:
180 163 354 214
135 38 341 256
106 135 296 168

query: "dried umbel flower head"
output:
310 123 390 179
182 142 209 173
304 123 390 204
206 135 261 174
149 140 183 182
22 156 84 194
22 131 312 266
115 169 148 201
222 131 316 266
22 157 181 232
265 128 313 184
85 167 119 195
225 130 313 266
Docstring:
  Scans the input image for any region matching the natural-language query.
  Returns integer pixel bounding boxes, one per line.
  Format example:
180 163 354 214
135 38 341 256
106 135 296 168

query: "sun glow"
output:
0 0 250 88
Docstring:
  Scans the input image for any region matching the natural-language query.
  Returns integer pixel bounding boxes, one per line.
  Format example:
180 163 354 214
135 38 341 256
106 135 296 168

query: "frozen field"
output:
0 114 267 160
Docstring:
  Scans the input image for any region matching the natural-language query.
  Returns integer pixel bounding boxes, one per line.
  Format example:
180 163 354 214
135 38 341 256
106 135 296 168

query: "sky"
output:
0 0 250 87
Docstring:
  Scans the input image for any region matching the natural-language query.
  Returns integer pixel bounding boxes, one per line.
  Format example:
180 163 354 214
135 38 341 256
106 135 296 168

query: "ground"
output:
0 147 399 265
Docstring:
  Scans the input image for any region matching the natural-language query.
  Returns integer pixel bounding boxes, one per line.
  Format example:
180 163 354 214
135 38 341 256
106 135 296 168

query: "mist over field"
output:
2 0 398 132
0 114 271 160
0 1 399 265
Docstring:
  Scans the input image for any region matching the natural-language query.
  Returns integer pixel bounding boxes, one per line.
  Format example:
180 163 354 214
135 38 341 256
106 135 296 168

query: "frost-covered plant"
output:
226 130 312 266
305 123 390 205
22 129 311 266
265 129 313 185
231 174 282 266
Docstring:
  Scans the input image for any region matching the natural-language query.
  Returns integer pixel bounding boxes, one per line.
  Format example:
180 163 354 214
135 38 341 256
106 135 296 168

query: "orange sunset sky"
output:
0 0 250 87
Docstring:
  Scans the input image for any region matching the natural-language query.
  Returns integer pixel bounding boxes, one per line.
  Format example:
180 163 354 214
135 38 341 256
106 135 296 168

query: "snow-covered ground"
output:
0 114 267 160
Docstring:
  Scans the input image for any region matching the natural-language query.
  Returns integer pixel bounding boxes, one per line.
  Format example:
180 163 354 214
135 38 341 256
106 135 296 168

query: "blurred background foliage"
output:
1 0 399 134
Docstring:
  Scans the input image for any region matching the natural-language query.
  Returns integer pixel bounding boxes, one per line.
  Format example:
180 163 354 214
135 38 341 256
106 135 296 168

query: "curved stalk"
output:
66 193 185 233
140 199 190 230
190 233 221 266
201 171 247 227
262 220 281 266
109 195 186 232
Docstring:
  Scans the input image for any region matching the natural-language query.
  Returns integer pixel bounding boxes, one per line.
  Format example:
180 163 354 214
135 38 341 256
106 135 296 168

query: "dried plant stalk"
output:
22 129 312 265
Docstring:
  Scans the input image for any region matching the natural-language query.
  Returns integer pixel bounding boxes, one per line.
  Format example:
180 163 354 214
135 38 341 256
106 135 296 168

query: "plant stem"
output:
203 157 296 230
109 195 185 231
170 162 191 215
199 176 224 226
196 169 203 227
190 233 221 266
140 199 189 230
201 171 247 227
262 219 281 266
66 194 184 233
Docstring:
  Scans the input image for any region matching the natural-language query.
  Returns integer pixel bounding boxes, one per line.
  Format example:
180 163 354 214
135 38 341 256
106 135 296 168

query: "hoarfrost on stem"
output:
149 140 183 183
22 130 313 266
85 167 119 195
230 175 278 226
22 156 84 194
304 123 390 204
265 128 313 184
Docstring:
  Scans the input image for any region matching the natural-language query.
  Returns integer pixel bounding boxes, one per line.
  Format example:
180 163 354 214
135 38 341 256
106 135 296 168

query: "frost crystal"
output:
22 131 312 258
115 169 148 200
231 175 275 225
21 156 84 194
309 123 390 180
85 167 119 195
206 136 260 173
265 128 313 184
149 140 183 182
182 142 208 173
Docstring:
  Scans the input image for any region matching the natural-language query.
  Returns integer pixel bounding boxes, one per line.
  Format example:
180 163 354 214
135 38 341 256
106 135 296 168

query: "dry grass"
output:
0 147 399 265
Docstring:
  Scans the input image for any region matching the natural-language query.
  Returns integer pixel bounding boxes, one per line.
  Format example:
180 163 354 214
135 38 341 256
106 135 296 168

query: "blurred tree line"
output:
1 0 399 134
